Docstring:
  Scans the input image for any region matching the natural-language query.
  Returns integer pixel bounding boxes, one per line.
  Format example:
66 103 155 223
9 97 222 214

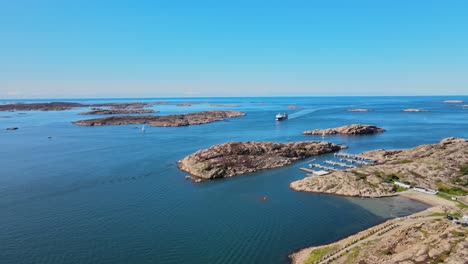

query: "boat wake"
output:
287 105 349 120
287 108 319 119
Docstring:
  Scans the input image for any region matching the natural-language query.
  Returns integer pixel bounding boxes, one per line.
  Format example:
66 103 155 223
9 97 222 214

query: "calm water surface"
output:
0 96 466 264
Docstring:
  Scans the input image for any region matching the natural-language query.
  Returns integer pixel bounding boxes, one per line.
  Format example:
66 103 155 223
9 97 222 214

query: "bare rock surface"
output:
303 124 385 136
290 206 468 264
99 103 150 109
0 102 86 111
79 109 157 115
443 100 464 104
290 137 468 197
73 110 245 127
178 141 345 180
0 102 152 111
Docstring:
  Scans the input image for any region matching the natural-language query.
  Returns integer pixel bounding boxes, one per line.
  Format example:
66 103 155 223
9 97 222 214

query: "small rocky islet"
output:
178 141 345 180
347 108 371 112
303 124 385 136
402 108 429 112
73 110 245 127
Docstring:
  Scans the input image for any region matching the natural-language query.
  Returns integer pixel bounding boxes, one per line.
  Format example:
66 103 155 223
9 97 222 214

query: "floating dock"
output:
299 168 331 176
309 163 336 171
334 152 375 162
323 160 355 168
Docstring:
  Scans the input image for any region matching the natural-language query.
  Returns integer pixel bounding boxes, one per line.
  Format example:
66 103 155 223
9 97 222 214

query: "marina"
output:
334 152 376 162
323 160 355 168
308 163 336 171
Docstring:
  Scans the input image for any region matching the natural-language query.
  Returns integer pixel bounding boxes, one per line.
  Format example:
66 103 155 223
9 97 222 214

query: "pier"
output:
334 152 375 162
334 152 375 165
323 160 355 168
308 163 336 171
299 167 331 176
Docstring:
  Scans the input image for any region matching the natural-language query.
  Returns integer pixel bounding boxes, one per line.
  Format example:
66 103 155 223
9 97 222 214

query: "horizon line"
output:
1 94 467 101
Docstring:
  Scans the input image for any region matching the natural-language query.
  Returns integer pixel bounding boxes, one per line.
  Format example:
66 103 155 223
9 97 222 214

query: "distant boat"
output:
275 113 288 121
142 125 145 133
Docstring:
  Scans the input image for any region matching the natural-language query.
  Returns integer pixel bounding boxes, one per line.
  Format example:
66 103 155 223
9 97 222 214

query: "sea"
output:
0 96 467 264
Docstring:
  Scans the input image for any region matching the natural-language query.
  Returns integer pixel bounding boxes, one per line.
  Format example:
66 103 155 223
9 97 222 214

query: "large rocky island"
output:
303 124 385 136
73 110 245 127
291 137 467 197
178 141 345 180
0 102 154 111
0 102 86 111
79 109 157 115
290 137 468 264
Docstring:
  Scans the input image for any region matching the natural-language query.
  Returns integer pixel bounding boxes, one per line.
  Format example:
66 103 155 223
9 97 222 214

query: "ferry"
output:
275 113 288 121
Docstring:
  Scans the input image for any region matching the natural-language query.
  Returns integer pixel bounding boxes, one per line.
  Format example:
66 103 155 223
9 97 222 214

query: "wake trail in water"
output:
288 106 345 119
287 109 318 119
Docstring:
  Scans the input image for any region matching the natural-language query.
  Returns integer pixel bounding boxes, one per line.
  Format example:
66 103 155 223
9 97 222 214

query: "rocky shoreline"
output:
179 141 345 180
0 102 152 111
290 137 467 197
290 202 467 264
303 124 385 136
73 110 245 127
0 102 86 111
79 109 157 115
289 137 468 264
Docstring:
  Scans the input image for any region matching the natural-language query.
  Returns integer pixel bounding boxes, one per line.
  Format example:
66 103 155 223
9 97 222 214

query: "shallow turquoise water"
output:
0 96 466 264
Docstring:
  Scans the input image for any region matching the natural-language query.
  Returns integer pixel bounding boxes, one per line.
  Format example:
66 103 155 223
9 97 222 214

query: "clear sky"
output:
1 0 467 98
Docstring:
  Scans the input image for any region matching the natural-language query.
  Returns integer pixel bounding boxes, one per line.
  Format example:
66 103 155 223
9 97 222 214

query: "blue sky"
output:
0 0 467 98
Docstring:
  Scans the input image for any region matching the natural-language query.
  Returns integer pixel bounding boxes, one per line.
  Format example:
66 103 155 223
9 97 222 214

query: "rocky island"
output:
290 137 467 197
443 100 464 104
303 124 385 136
402 108 429 112
0 102 152 111
79 109 157 115
73 110 245 127
290 137 468 264
347 108 371 112
178 141 345 180
0 102 86 111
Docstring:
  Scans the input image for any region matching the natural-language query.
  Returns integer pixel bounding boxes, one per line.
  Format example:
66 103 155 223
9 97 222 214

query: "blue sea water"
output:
0 96 466 264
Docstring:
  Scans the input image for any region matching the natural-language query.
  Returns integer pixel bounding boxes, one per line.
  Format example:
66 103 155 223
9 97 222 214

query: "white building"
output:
413 186 438 195
394 181 411 189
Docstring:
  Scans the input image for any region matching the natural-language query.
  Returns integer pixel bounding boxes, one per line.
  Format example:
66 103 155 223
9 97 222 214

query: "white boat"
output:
275 113 288 121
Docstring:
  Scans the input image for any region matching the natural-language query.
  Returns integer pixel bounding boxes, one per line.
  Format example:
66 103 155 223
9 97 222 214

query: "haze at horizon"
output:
1 0 467 98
